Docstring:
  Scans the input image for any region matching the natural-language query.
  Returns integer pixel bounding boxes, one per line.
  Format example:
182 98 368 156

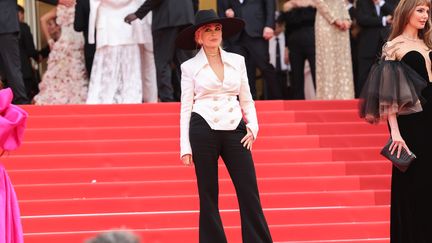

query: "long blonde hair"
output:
389 0 432 49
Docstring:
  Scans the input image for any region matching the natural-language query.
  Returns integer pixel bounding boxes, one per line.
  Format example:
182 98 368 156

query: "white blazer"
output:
89 0 152 48
180 48 259 158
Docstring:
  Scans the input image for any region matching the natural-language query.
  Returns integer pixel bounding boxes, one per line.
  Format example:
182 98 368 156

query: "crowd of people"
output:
0 0 404 104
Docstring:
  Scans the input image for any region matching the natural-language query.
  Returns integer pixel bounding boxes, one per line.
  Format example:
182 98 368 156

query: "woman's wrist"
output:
48 38 55 45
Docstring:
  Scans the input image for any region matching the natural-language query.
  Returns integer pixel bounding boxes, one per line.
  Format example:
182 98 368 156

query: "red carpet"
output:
1 100 390 243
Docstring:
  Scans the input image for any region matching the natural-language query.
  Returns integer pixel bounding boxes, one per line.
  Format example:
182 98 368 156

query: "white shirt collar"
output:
192 47 240 76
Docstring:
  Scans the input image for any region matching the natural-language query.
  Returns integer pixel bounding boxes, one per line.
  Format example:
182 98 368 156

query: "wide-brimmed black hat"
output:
175 9 245 50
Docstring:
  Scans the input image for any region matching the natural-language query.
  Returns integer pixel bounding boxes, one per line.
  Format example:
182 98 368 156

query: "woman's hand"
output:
390 131 412 158
343 20 352 30
225 8 235 18
181 154 193 166
240 127 255 150
48 39 55 50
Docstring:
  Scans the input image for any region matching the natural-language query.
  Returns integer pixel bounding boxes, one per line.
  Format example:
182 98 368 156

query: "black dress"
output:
359 50 432 242
390 51 432 243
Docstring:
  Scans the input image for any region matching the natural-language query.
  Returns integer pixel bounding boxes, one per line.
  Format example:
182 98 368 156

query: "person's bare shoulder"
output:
383 37 405 60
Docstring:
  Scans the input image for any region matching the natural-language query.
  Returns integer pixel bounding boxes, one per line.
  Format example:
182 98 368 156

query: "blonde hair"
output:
389 0 432 49
194 27 204 47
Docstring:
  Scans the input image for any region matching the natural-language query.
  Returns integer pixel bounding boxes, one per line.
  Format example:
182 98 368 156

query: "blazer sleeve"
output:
134 0 163 19
180 62 195 158
355 1 384 27
238 56 259 139
74 0 88 32
264 0 275 29
313 0 336 24
217 0 232 17
21 24 39 60
381 2 395 16
192 0 199 13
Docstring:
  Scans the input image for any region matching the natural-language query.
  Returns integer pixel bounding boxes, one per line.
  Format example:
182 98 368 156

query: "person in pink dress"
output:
0 88 27 243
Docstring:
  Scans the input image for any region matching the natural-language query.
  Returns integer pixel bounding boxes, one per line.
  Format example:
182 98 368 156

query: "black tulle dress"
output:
360 51 432 243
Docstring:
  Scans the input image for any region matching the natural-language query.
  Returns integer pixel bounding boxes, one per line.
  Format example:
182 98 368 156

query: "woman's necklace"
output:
206 52 218 57
205 49 219 57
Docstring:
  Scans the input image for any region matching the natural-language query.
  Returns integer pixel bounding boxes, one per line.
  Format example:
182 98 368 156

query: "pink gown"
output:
0 165 23 243
0 88 26 243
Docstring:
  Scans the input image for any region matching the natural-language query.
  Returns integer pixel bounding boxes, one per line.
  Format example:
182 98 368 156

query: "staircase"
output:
1 100 390 243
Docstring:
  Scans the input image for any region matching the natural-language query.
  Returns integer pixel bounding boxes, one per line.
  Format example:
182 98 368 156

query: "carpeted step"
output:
19 190 390 216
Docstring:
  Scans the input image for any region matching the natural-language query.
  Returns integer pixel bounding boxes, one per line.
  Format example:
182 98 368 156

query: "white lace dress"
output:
34 5 88 105
86 0 154 104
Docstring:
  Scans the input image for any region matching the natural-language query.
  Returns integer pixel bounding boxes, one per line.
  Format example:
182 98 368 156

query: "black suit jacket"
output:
74 0 90 42
218 0 275 38
74 0 95 74
19 23 39 79
0 0 19 34
356 0 395 58
134 0 197 31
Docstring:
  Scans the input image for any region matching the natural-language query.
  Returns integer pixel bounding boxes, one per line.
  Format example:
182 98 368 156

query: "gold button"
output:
213 106 219 111
228 107 233 112
214 118 219 123
230 120 235 124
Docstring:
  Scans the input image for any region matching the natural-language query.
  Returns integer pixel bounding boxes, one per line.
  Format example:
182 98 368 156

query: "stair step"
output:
23 221 389 243
3 147 384 168
19 190 390 216
21 206 389 233
8 161 391 184
23 122 387 140
21 100 360 115
13 175 391 200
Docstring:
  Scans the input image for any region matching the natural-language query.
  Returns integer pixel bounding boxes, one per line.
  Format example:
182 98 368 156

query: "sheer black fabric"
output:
359 60 427 124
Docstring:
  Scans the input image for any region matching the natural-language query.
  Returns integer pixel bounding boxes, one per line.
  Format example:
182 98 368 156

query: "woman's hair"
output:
389 0 432 49
194 26 204 48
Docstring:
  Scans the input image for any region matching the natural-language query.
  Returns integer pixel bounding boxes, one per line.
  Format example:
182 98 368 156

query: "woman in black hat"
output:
177 9 273 243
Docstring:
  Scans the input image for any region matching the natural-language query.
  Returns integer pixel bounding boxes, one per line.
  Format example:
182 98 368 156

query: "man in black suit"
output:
355 0 395 97
217 0 282 100
17 5 41 100
0 0 29 104
124 0 198 102
74 0 96 77
279 5 316 100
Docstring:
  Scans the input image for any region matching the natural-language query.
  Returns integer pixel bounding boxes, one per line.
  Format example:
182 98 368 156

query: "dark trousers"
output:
84 43 96 77
153 27 194 102
356 56 376 98
276 70 290 99
228 33 283 100
0 33 29 104
189 112 273 243
286 27 316 100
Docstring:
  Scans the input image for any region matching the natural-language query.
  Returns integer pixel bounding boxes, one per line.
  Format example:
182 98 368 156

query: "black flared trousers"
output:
189 112 273 243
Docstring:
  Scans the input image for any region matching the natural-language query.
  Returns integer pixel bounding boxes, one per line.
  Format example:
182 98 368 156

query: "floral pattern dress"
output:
34 5 88 105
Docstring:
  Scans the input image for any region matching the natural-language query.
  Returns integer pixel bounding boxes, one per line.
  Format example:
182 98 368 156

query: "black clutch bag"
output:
380 138 416 172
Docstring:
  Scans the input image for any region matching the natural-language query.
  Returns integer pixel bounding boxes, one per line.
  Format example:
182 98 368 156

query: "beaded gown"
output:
314 0 354 99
